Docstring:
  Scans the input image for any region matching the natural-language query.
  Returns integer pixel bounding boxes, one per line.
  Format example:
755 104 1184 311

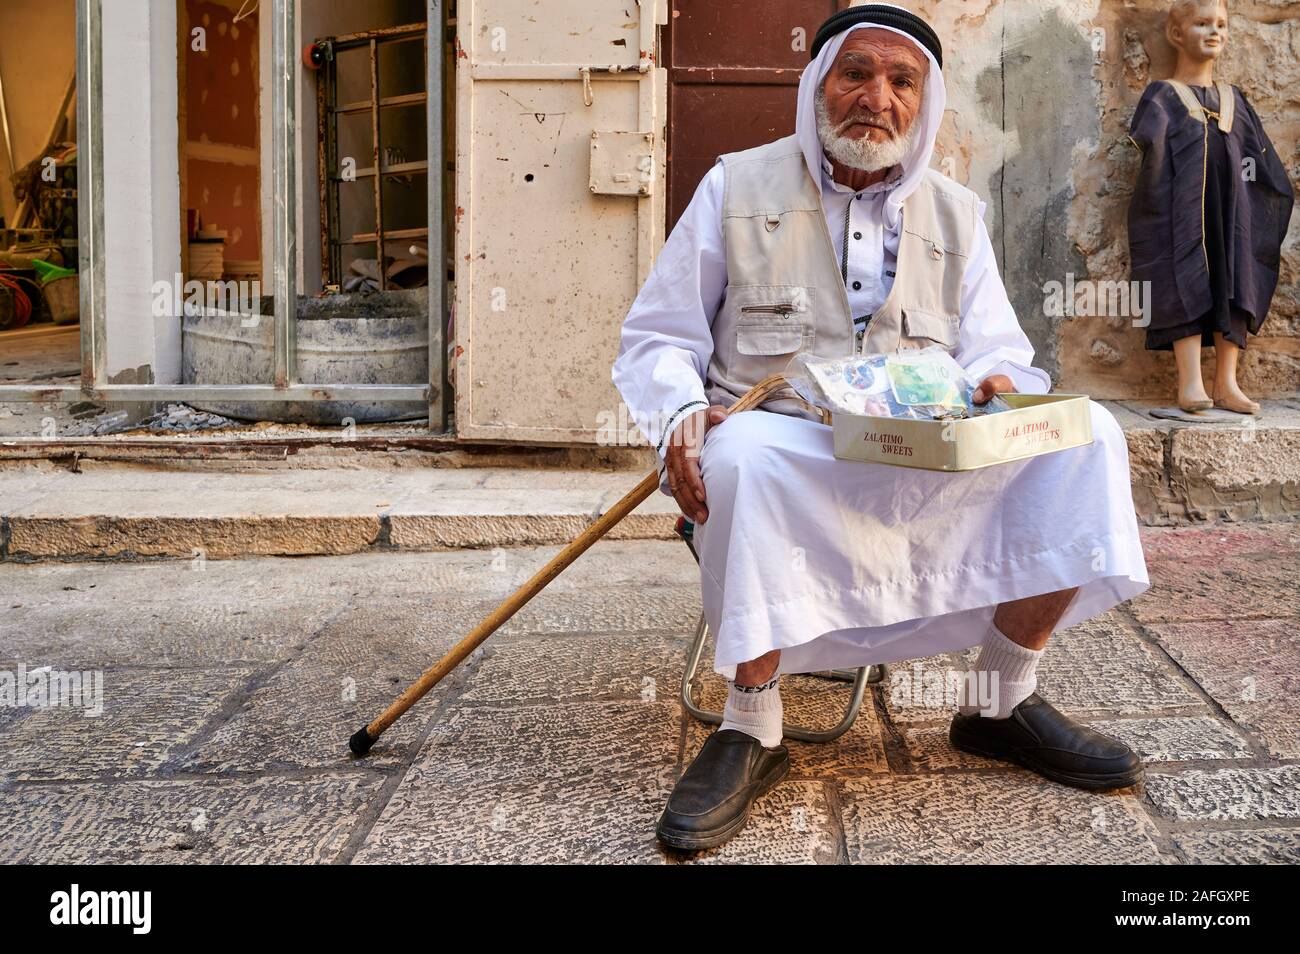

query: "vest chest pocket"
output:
731 285 816 356
900 307 959 351
736 323 809 356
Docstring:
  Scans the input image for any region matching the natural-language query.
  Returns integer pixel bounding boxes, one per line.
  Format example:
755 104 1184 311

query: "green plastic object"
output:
31 259 77 285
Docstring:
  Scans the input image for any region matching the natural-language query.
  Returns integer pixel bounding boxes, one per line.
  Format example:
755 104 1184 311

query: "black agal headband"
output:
810 5 944 69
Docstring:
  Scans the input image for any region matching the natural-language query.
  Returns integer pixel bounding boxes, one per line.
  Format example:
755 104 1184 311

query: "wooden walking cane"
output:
349 373 801 755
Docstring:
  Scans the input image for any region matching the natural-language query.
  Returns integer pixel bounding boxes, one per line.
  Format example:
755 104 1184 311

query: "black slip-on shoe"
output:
656 729 790 851
949 693 1144 791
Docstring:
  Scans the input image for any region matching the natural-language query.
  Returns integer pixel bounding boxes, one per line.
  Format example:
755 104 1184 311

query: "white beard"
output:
815 86 917 174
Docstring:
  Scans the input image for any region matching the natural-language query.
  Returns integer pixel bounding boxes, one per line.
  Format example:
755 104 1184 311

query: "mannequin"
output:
1126 1 1294 416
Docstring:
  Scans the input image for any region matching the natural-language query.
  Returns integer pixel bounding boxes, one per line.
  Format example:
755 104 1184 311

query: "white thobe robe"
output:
610 21 1150 678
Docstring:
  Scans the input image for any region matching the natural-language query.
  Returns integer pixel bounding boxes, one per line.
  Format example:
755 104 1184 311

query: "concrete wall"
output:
0 0 77 224
907 0 1297 399
102 0 182 384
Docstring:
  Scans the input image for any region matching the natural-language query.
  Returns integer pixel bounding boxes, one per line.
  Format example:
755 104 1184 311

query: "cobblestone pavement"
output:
1 523 1296 864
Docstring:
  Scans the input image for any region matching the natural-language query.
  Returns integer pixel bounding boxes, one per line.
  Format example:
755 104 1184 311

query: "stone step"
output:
1110 400 1299 523
0 462 679 561
0 400 1295 561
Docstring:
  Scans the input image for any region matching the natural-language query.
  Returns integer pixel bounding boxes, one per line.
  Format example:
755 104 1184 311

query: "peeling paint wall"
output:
905 0 1296 399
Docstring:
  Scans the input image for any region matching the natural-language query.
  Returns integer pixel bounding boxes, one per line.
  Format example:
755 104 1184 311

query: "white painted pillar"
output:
100 0 182 384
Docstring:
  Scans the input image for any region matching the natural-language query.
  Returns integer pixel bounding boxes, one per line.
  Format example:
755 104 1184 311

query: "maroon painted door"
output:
663 0 848 231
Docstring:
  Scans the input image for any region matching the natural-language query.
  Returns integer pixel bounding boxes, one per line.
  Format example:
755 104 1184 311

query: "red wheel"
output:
302 42 324 70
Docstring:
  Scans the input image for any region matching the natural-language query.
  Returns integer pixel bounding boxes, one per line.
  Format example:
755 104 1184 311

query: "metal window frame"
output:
318 23 432 290
0 0 449 435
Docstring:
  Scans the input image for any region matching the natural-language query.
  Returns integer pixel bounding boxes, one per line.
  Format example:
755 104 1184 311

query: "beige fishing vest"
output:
708 134 981 419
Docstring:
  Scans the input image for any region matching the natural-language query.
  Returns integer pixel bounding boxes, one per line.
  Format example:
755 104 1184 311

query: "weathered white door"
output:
454 0 667 443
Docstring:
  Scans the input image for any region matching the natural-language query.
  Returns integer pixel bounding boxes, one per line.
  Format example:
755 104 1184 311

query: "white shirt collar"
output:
820 152 905 196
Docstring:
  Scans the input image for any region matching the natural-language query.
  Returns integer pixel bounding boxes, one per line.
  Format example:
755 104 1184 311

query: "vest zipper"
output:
740 303 798 317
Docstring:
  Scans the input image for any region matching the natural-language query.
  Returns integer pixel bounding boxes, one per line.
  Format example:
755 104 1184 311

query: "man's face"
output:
821 29 927 146
1170 2 1229 61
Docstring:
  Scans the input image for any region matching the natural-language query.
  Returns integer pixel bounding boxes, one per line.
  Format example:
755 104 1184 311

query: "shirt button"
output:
853 231 862 240
852 280 862 291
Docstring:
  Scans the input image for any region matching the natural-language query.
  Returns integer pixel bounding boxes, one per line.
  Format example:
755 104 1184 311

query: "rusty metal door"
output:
454 0 667 443
665 0 845 231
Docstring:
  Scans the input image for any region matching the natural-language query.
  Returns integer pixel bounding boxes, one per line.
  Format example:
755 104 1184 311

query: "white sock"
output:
958 622 1043 719
719 676 783 747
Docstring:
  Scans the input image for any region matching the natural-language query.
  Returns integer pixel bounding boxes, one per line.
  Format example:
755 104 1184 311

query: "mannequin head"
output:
1166 0 1229 65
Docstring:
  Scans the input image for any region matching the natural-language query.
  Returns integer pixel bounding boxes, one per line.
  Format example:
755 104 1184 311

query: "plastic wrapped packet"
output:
785 346 1011 420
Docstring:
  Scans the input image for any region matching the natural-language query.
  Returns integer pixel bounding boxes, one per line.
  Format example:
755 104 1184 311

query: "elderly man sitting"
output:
612 3 1150 851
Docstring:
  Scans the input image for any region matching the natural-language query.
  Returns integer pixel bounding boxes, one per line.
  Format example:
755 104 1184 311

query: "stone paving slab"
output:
0 461 71 516
482 585 702 639
1 598 336 668
1036 615 1205 714
883 613 1201 725
840 773 1165 864
669 781 842 865
0 534 1294 864
1139 523 1300 561
0 667 256 781
354 701 679 864
1079 716 1253 764
173 588 704 774
1173 828 1300 864
0 774 385 864
459 632 690 706
1144 766 1300 822
1148 618 1300 759
344 540 698 596
901 715 1251 771
0 539 699 603
882 650 976 725
1127 556 1298 624
0 556 363 606
179 599 479 773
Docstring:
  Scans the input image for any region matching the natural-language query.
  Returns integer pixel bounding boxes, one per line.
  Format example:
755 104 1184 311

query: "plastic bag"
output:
785 346 1012 420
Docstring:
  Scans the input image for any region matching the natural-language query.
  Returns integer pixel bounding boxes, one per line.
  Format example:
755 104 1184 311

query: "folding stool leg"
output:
679 612 871 743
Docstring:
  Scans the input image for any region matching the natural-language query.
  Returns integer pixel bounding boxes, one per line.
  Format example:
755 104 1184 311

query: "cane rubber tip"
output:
349 726 376 757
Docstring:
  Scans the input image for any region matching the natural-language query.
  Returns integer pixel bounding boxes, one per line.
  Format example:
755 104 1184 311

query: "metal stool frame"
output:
675 515 881 743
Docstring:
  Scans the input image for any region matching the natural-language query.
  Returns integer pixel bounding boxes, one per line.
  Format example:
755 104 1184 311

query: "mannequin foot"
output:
1213 382 1260 416
1177 385 1213 413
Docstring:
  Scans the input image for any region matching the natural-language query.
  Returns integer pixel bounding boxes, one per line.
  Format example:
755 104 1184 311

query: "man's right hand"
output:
665 404 729 524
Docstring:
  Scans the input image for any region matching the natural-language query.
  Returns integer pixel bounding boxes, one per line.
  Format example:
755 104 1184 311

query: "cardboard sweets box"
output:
832 393 1094 472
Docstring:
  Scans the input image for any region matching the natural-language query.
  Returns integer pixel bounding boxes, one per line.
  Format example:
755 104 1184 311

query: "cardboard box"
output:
832 393 1094 471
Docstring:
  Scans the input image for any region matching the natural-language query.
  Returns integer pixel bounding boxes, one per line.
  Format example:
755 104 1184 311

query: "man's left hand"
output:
972 374 1016 404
